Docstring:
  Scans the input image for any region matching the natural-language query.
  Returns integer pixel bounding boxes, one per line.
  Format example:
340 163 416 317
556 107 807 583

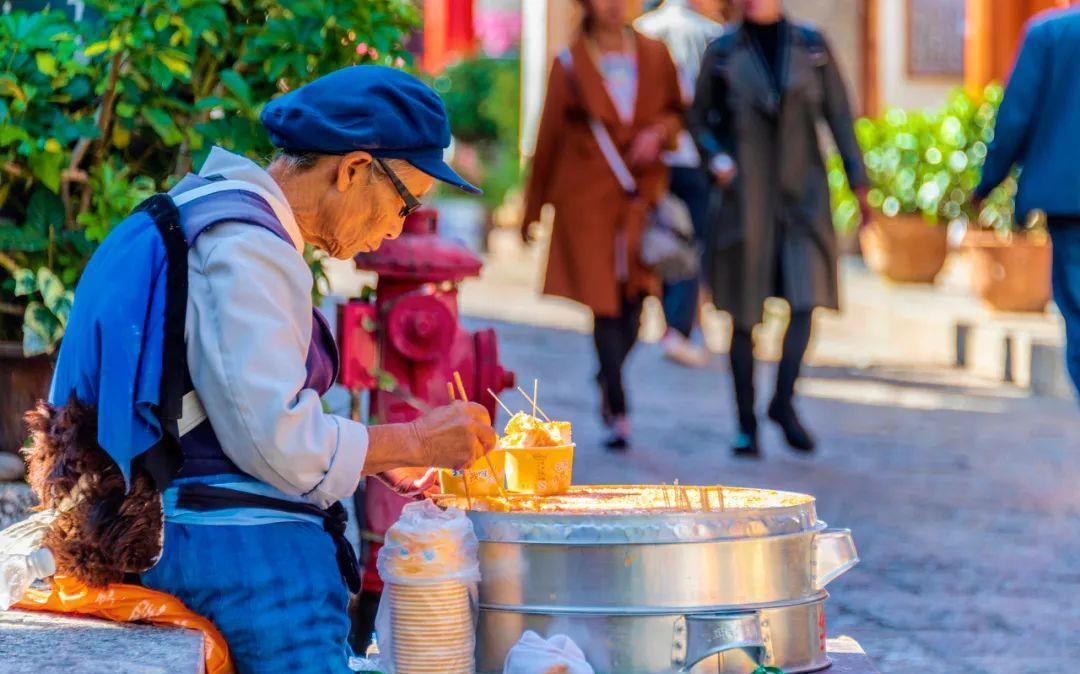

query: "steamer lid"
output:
436 486 820 545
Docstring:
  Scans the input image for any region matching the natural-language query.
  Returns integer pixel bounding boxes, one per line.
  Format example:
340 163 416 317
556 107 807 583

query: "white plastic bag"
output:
374 501 480 674
0 510 57 609
503 631 595 674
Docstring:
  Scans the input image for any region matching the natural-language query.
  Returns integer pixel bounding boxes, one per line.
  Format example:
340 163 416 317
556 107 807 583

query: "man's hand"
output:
377 467 440 497
628 126 665 167
855 186 874 230
410 401 497 470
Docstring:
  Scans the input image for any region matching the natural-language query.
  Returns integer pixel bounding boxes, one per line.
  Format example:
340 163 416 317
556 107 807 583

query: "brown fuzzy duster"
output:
23 397 163 587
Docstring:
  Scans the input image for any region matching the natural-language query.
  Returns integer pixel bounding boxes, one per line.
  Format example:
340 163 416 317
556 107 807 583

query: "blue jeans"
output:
661 166 712 337
1050 219 1080 399
142 521 353 674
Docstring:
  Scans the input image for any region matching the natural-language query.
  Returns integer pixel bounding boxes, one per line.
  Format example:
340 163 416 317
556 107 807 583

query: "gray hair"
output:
271 150 415 179
272 150 324 173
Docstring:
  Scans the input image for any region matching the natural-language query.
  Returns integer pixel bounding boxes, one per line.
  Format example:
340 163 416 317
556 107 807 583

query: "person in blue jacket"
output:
34 66 497 673
974 4 1080 399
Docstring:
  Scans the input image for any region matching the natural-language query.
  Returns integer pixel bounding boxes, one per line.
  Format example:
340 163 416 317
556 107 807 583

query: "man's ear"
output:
336 150 374 192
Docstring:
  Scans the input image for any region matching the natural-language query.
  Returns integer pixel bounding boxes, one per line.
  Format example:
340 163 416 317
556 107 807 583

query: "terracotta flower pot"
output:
859 214 949 284
963 230 1052 313
0 342 53 456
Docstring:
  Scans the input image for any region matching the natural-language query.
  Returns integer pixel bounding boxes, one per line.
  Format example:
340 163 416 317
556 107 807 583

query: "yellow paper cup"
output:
503 444 575 496
438 450 506 497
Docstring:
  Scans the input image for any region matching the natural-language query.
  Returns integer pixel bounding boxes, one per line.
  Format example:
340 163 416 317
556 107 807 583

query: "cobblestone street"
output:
470 316 1080 674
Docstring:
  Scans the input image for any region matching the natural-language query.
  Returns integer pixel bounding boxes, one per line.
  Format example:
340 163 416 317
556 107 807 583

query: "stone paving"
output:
469 315 1080 674
323 231 1080 674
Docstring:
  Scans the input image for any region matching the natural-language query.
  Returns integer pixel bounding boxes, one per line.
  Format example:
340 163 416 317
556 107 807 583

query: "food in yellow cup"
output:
496 413 575 496
501 412 571 448
502 444 574 496
437 450 506 497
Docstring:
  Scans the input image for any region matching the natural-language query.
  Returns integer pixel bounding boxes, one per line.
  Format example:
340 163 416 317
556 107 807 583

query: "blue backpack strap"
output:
130 194 187 489
169 174 295 248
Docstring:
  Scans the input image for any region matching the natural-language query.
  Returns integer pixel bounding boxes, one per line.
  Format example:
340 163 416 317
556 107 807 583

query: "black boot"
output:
767 399 816 452
729 329 759 458
731 424 760 458
770 310 816 452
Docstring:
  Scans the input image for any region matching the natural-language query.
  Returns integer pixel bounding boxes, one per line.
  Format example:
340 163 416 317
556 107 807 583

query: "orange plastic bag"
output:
15 575 234 674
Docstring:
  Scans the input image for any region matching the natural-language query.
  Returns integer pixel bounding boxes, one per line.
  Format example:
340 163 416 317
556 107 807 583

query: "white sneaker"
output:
661 330 710 368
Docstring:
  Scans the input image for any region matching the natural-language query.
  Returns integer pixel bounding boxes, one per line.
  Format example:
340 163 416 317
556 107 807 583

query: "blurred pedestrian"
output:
636 0 726 368
689 0 871 456
974 4 1080 400
521 0 684 449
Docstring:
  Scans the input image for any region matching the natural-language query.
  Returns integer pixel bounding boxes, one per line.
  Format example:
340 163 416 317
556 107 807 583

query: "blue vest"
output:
168 174 340 479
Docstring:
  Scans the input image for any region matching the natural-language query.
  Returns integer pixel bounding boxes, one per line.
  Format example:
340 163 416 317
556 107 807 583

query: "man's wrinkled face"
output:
318 155 435 259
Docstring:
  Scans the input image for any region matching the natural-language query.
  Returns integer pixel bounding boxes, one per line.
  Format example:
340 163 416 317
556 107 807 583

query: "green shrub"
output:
829 83 1009 233
433 56 523 210
0 0 419 355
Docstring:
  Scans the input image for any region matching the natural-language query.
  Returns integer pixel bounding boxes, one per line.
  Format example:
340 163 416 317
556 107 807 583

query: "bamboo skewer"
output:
515 387 551 421
446 382 473 509
487 388 514 417
531 378 539 419
453 371 508 500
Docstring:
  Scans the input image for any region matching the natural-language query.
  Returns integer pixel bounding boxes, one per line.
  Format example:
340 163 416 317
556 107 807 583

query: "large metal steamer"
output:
450 486 859 674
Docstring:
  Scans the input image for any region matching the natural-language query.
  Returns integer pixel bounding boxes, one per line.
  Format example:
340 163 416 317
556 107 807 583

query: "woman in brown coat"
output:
522 0 684 449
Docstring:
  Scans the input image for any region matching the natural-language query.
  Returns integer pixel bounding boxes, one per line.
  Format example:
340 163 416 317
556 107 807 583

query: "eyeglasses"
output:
375 157 422 218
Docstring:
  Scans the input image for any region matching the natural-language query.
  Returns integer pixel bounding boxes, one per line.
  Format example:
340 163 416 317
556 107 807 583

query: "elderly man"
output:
974 4 1080 399
35 66 496 672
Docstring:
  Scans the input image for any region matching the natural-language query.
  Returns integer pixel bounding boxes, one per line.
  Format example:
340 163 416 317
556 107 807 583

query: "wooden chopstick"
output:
446 381 473 509
453 371 508 500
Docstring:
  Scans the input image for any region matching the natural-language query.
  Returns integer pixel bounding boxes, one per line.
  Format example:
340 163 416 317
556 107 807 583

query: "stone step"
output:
0 610 204 674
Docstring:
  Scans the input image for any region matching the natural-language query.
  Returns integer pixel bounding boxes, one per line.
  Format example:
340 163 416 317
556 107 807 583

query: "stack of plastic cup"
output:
377 501 479 674
388 580 475 673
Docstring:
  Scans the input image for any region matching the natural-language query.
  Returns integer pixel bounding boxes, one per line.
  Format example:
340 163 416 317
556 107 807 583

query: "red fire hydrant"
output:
337 208 515 645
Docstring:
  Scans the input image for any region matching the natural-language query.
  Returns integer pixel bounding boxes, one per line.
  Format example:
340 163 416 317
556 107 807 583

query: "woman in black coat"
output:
689 0 871 456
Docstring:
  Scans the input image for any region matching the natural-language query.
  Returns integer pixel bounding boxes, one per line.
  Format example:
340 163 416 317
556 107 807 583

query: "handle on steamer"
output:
671 610 773 672
813 528 860 590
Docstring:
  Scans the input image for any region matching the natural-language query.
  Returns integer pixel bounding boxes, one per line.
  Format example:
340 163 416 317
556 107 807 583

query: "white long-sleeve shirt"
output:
181 147 368 511
635 0 724 168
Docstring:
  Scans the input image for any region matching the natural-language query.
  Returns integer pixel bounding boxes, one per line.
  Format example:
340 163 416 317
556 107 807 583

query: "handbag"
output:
557 49 700 282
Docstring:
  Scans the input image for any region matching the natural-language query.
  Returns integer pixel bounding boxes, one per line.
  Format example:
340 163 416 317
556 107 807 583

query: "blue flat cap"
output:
261 65 480 194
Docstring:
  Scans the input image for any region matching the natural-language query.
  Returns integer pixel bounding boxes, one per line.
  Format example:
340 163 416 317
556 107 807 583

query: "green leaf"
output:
13 268 36 297
37 267 65 311
218 69 252 107
142 107 184 146
52 290 74 328
0 224 49 252
154 14 170 32
115 101 136 118
83 41 109 57
22 301 62 356
194 96 238 111
25 187 64 232
0 126 30 147
158 51 191 78
28 150 64 193
22 325 49 357
35 52 58 76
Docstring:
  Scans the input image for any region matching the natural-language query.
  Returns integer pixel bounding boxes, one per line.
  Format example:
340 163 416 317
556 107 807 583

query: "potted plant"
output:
961 173 1052 313
847 86 999 283
0 1 419 455
433 55 523 250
